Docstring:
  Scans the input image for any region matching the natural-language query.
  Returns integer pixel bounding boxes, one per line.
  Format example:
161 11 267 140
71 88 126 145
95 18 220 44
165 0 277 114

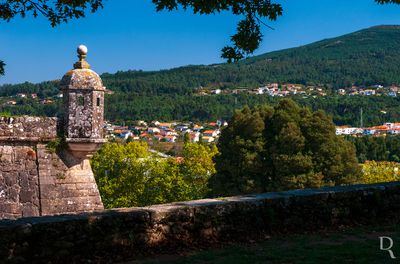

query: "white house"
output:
192 125 204 132
181 128 192 134
388 129 400 135
151 121 160 127
120 131 133 140
175 124 190 132
148 127 161 134
360 89 376 96
385 123 400 129
189 132 200 143
203 130 219 137
164 135 177 143
161 129 178 136
211 89 222 95
201 136 215 143
335 126 359 135
255 88 264 94
364 128 377 135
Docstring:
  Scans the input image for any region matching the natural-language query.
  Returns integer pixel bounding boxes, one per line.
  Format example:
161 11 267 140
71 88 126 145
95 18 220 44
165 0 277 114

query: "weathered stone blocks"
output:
0 144 40 220
35 144 103 217
2 182 400 263
0 48 107 221
0 119 104 220
0 117 57 141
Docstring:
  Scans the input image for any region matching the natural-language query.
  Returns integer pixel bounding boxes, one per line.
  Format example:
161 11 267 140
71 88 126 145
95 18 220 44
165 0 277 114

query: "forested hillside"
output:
1 25 400 124
100 25 400 93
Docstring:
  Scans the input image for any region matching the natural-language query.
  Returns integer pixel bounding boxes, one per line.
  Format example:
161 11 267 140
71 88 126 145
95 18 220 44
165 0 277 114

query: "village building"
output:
148 127 161 134
203 130 219 137
158 122 173 129
189 132 200 143
201 136 215 143
193 124 204 132
335 126 360 135
360 89 376 96
164 135 177 143
211 89 221 95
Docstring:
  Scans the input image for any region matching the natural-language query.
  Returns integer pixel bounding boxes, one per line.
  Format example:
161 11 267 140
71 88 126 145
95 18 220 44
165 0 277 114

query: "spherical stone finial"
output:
74 45 90 69
77 45 88 56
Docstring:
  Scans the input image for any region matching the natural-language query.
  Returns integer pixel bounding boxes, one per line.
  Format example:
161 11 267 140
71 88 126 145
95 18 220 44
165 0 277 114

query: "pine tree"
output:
210 99 361 196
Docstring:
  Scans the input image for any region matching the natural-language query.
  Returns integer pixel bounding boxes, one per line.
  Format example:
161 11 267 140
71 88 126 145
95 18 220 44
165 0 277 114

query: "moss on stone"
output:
45 138 66 153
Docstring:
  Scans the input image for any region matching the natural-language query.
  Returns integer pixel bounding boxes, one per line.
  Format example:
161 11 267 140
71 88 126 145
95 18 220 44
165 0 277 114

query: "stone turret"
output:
60 45 107 158
0 46 105 220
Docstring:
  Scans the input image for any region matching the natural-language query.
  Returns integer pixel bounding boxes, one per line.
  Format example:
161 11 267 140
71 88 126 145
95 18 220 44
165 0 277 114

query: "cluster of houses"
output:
248 83 309 97
336 122 400 136
199 83 327 97
105 120 228 144
338 85 400 97
3 93 61 106
199 83 400 98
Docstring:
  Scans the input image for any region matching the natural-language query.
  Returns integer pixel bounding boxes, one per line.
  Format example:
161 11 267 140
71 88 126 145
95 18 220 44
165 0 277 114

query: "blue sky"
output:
1 0 400 84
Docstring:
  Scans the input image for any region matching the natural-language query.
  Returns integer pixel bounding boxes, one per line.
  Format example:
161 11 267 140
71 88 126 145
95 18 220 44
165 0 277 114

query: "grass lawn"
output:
128 225 400 264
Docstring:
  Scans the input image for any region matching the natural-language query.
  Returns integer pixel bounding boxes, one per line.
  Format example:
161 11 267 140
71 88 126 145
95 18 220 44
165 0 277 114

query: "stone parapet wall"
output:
0 143 40 219
1 182 400 263
0 116 57 141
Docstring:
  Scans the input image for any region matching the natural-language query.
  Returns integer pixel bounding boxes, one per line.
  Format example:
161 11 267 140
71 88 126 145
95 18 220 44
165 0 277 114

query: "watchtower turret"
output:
60 45 106 157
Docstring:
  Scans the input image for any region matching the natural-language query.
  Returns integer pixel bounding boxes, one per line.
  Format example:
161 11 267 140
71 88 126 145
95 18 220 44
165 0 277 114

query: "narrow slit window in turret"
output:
78 96 84 106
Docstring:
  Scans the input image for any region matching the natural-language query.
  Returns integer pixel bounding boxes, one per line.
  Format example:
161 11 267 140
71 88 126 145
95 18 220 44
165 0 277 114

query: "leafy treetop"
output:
91 141 218 208
152 0 282 62
210 99 361 196
0 0 103 26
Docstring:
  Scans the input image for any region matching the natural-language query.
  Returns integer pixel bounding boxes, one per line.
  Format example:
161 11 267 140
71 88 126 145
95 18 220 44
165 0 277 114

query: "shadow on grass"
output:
129 225 400 264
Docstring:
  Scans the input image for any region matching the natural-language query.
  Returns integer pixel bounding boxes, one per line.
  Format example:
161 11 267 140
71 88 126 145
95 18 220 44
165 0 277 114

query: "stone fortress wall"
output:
0 116 103 219
1 182 400 263
0 45 106 220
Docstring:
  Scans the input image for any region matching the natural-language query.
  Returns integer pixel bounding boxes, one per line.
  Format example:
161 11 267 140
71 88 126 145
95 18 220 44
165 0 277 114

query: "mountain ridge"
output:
101 24 400 95
2 25 400 125
2 25 400 97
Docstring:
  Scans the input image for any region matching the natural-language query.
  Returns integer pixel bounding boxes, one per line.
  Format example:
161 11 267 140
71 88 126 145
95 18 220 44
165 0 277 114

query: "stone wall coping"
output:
0 116 58 141
1 181 399 229
0 116 58 123
0 136 57 142
66 138 107 143
2 180 400 262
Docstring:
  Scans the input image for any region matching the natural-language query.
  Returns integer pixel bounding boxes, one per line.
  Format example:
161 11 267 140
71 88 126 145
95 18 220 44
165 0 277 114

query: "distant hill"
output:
2 25 400 97
101 25 400 94
2 25 400 125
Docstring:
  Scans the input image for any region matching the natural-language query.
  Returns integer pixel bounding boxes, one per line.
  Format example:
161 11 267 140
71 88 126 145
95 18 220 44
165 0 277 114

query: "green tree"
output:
183 132 190 143
91 141 217 208
346 134 400 163
210 99 361 196
90 141 150 207
0 61 4 76
360 160 400 184
210 105 272 195
0 0 103 26
180 143 219 199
